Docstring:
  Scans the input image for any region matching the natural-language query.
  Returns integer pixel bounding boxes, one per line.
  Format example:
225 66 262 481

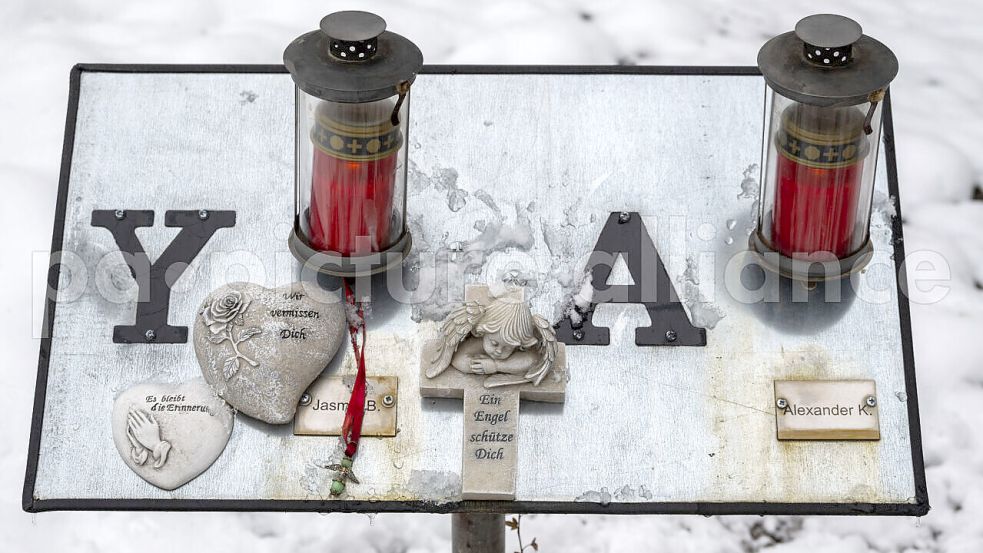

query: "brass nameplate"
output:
294 376 397 437
774 380 880 441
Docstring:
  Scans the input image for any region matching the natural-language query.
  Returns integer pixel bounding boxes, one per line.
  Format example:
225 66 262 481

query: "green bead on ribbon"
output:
327 454 359 497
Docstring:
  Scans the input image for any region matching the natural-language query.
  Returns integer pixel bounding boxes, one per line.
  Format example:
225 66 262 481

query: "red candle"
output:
771 104 868 259
308 101 401 255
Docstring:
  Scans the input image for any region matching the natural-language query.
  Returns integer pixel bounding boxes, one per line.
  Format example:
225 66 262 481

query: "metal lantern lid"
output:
283 11 424 103
757 14 898 107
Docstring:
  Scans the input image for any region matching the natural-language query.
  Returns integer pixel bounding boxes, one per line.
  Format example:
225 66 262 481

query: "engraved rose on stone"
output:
200 290 262 380
202 291 250 334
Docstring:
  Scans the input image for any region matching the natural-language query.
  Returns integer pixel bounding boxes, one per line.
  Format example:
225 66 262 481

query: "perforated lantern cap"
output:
757 14 898 107
283 11 424 103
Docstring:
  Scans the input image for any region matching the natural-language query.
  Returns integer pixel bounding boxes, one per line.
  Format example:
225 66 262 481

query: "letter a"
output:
555 212 706 347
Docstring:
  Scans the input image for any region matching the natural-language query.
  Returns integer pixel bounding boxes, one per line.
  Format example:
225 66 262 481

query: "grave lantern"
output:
752 14 897 282
284 11 423 277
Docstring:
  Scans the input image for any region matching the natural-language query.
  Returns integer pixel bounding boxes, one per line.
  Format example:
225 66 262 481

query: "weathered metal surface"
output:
31 69 917 508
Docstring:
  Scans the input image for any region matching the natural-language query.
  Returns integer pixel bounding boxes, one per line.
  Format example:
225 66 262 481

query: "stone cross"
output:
420 285 567 500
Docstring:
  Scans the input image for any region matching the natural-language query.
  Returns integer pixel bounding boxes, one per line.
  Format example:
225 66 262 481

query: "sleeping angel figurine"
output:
424 296 559 388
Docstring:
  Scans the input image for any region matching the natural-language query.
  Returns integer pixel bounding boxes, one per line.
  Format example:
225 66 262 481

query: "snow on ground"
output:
2 0 982 551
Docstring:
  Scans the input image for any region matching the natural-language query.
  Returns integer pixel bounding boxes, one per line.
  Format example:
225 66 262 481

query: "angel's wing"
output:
425 301 483 378
526 315 558 386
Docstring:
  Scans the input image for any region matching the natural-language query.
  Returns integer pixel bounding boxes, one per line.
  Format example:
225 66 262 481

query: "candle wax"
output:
772 155 863 259
309 151 397 255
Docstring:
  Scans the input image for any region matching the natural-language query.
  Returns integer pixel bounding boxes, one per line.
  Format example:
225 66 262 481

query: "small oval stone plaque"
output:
774 380 880 441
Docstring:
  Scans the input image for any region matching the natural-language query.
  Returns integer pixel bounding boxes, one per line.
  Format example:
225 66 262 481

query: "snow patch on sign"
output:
559 270 593 325
404 470 462 504
737 163 760 200
575 487 612 505
407 201 537 322
679 257 725 330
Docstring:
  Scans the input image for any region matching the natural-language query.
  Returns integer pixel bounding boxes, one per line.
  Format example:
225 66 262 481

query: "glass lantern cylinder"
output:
285 11 423 277
753 14 897 282
298 92 408 256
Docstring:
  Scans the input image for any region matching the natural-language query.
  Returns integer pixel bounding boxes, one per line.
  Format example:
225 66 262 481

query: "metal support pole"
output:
452 513 505 553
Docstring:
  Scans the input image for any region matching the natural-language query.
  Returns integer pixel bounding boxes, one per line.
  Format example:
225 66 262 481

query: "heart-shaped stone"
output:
112 378 234 491
193 281 346 424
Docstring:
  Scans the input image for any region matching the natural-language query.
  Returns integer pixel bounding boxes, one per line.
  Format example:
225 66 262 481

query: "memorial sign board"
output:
23 65 926 516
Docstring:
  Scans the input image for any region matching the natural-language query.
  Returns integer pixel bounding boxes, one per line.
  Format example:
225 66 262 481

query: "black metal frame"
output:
23 64 928 516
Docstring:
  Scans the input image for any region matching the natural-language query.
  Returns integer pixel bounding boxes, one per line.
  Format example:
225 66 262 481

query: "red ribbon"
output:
340 278 367 459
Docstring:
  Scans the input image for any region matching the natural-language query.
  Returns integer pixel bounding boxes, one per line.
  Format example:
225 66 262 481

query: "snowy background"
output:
2 0 982 551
